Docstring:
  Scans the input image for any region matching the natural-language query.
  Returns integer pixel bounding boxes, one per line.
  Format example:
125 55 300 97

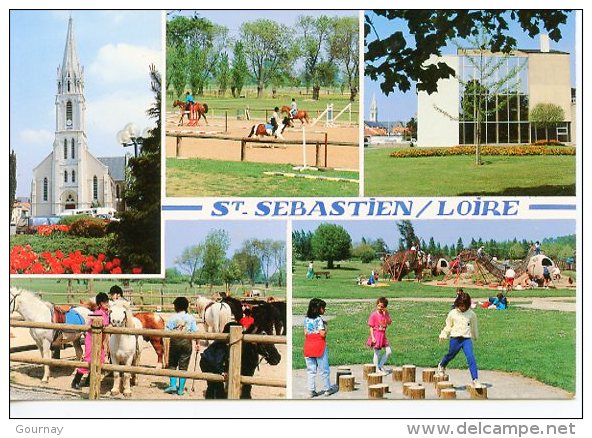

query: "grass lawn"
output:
292 300 576 392
364 148 576 196
167 158 359 197
292 260 576 300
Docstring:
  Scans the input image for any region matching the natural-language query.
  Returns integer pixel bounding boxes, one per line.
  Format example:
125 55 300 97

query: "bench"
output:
315 271 331 279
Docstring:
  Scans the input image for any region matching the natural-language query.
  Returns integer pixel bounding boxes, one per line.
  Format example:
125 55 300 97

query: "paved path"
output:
292 365 573 400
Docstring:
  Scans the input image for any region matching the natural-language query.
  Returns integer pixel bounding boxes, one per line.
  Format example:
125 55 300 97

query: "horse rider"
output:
290 98 298 118
184 91 194 112
271 106 281 135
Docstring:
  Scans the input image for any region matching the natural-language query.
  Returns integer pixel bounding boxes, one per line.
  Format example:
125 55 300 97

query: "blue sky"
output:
10 10 162 198
293 220 575 252
364 10 577 122
165 220 287 269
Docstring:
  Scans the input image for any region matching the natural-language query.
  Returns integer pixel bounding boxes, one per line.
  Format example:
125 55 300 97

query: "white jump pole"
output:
302 125 307 169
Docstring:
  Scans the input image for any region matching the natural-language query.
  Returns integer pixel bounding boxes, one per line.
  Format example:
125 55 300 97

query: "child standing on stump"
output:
303 298 336 398
164 297 198 395
367 297 392 374
437 291 482 388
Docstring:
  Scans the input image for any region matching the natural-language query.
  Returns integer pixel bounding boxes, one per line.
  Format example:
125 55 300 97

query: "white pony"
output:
108 300 142 397
9 287 91 383
194 295 233 335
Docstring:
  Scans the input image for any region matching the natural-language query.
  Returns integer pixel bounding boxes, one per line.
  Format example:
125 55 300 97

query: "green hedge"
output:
390 145 576 158
10 234 113 256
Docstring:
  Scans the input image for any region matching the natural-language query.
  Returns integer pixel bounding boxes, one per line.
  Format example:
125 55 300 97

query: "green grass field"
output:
167 158 359 197
292 300 575 392
365 148 576 196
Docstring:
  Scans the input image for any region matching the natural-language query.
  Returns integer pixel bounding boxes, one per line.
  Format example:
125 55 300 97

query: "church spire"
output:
57 16 84 94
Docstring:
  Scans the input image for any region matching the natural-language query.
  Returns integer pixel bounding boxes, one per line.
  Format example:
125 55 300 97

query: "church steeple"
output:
369 93 378 122
55 16 86 133
57 16 84 95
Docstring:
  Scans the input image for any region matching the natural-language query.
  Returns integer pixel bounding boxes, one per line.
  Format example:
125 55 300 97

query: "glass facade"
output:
458 53 530 144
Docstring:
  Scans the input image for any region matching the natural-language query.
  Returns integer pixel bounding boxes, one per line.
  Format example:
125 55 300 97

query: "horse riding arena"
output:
165 110 359 170
10 316 286 400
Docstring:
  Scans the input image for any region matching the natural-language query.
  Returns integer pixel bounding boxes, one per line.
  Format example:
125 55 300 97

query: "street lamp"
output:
116 123 151 158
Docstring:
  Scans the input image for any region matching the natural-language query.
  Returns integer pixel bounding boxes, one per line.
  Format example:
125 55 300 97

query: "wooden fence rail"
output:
10 319 286 400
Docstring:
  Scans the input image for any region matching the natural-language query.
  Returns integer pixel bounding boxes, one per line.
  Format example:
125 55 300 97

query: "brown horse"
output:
172 99 209 126
248 117 291 140
281 105 310 124
133 311 167 368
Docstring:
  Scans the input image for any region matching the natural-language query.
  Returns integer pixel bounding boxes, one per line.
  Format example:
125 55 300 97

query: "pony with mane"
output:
281 105 310 124
172 99 209 126
247 116 292 140
10 287 91 383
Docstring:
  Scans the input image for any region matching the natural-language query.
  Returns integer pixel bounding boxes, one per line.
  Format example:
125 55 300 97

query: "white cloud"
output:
18 129 54 145
88 44 162 84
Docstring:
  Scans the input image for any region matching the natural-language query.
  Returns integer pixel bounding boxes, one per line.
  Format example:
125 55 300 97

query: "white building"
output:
31 17 125 216
417 36 574 147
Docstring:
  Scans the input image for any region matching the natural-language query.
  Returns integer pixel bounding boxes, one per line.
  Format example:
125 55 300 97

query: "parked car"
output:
17 216 62 234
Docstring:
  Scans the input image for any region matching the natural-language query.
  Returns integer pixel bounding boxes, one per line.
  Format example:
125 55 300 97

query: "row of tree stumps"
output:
336 364 488 400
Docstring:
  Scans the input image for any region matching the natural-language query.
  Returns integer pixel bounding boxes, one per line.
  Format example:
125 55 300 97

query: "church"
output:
31 17 125 216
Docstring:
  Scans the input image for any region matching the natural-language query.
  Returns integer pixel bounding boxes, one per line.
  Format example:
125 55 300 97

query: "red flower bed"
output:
37 224 70 236
10 245 141 275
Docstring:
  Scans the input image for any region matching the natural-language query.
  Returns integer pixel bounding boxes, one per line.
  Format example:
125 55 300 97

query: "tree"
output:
270 240 286 287
220 259 242 292
508 242 527 260
216 52 231 96
109 65 161 273
292 230 314 261
311 223 352 269
530 103 565 141
232 248 261 286
406 117 417 139
365 10 570 95
396 220 418 250
298 15 333 100
166 44 187 99
201 229 230 287
9 150 16 223
230 41 249 98
240 19 294 97
174 244 204 287
352 242 376 263
455 237 464 254
329 16 360 101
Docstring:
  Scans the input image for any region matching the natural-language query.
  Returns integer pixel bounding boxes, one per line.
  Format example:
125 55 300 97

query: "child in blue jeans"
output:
303 298 337 398
437 291 482 388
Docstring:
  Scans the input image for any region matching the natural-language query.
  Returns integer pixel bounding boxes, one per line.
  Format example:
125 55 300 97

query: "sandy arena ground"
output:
10 317 286 401
165 112 359 170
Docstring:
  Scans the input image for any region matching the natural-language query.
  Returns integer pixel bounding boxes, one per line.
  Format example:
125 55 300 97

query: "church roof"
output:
98 156 127 182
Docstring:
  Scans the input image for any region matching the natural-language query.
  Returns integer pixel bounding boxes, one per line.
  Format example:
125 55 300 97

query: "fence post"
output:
225 111 228 133
176 136 182 158
315 142 321 167
241 140 247 162
88 316 104 400
324 133 328 168
227 325 244 400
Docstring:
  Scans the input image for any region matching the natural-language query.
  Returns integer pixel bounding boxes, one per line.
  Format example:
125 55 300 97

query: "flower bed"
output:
389 145 576 158
10 245 140 275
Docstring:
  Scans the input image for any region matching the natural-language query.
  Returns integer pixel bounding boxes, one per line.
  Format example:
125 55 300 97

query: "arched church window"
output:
72 170 76 183
116 184 120 199
67 81 71 93
43 178 48 201
93 176 98 200
64 139 68 159
66 101 73 126
71 138 75 159
64 170 68 183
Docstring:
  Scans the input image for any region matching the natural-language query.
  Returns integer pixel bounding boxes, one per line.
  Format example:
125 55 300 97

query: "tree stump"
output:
339 375 355 392
408 385 425 399
468 384 488 400
368 384 385 399
402 365 416 382
402 382 416 397
422 368 436 383
367 372 383 386
377 383 390 394
363 364 376 380
392 367 403 381
436 381 454 397
433 373 450 386
336 367 352 385
440 388 457 399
